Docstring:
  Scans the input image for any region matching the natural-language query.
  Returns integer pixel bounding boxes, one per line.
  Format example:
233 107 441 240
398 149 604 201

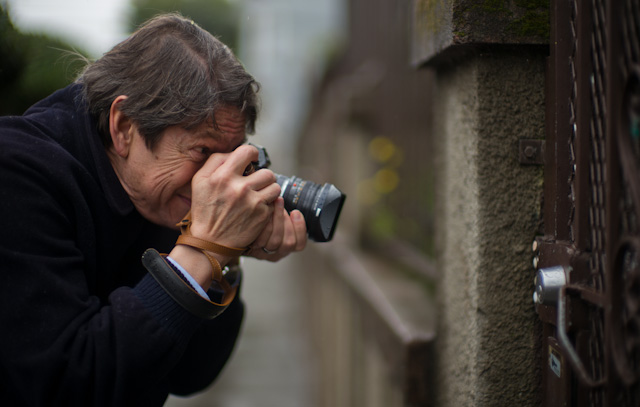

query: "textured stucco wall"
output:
433 50 544 406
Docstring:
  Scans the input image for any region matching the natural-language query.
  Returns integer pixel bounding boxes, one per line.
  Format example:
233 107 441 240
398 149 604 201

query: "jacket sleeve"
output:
0 134 243 405
167 293 245 396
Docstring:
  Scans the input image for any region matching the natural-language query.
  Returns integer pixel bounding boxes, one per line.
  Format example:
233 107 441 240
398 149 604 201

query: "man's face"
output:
118 106 248 229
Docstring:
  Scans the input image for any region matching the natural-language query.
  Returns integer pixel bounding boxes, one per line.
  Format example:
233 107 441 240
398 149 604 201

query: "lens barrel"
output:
246 143 346 242
275 174 346 242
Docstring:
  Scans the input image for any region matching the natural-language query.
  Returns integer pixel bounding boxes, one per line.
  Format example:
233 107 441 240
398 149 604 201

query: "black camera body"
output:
249 145 346 242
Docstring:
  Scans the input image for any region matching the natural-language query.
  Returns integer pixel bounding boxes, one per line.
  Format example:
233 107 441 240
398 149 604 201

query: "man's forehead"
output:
195 107 248 147
215 105 247 123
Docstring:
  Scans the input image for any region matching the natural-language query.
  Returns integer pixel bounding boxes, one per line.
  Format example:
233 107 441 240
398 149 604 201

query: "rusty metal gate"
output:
535 0 640 405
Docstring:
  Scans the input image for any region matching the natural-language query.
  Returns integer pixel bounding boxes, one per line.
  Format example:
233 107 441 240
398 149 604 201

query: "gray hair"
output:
77 13 259 149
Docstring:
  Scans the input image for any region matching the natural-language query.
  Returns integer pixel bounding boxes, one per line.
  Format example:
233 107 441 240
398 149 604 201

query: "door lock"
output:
533 266 567 306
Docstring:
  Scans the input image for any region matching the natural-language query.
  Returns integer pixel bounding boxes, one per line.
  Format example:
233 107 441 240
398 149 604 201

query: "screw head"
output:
524 145 536 158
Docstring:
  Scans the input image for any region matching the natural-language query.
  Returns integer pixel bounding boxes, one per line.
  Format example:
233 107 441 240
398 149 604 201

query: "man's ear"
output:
109 95 134 158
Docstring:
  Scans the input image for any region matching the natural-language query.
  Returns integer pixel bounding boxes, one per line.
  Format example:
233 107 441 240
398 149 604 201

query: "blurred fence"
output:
296 0 436 405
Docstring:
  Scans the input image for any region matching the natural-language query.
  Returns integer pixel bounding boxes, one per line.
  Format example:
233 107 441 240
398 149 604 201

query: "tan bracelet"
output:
176 234 246 259
176 235 231 282
172 236 240 305
175 212 247 283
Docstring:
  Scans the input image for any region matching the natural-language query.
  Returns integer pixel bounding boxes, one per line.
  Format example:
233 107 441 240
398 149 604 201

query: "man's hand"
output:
169 145 306 290
188 145 281 250
245 197 307 261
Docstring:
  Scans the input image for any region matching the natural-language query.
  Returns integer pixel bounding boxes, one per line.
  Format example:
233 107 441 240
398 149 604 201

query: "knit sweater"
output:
0 84 244 406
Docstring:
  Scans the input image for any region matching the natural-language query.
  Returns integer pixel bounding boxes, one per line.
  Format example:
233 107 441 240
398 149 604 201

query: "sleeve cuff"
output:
166 255 210 300
140 249 232 320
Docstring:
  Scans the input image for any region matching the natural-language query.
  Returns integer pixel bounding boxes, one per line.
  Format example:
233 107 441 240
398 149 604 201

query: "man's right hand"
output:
188 144 282 250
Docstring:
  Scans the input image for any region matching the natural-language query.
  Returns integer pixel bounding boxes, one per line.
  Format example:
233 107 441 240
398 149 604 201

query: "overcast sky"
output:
5 0 131 57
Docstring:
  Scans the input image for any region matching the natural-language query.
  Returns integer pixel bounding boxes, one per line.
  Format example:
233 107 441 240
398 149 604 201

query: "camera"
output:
247 144 346 242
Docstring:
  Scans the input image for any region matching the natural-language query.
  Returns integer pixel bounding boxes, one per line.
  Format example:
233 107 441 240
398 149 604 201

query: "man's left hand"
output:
245 197 307 261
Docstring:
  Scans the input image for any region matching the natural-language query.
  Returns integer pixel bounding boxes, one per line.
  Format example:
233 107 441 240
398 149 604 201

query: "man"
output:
0 13 306 406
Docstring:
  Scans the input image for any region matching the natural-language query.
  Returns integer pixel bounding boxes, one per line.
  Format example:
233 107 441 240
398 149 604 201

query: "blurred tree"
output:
0 6 87 115
129 0 240 51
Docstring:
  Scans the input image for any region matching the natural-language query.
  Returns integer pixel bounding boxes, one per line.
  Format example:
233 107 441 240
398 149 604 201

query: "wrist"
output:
168 245 232 291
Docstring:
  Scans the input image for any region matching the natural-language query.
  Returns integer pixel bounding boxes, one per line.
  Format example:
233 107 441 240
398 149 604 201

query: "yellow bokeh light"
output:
374 168 399 194
369 136 396 163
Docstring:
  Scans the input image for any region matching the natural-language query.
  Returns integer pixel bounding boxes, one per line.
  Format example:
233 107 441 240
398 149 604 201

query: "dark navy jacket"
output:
0 84 244 406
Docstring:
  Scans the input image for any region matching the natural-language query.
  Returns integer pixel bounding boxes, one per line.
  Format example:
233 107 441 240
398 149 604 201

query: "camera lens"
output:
275 174 346 242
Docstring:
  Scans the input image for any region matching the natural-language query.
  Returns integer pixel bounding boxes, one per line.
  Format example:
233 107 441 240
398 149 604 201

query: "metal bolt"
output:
524 145 536 158
534 266 567 306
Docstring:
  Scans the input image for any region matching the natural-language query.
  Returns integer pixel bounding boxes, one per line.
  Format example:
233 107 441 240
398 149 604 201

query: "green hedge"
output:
0 7 87 115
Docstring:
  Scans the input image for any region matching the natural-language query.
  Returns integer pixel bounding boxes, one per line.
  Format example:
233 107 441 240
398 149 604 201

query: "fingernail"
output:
292 210 303 221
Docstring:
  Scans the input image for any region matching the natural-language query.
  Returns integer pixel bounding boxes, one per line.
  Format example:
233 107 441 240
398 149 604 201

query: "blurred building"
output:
237 0 345 175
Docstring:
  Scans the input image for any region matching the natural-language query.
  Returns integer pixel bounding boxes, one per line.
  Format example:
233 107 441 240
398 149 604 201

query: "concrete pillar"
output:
432 50 545 406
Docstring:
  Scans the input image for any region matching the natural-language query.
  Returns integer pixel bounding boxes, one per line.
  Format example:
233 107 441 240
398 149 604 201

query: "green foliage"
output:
0 6 87 115
0 0 241 115
129 0 240 51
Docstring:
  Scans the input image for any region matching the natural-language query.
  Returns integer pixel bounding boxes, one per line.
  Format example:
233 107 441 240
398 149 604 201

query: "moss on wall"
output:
454 0 549 42
413 0 549 65
508 9 549 40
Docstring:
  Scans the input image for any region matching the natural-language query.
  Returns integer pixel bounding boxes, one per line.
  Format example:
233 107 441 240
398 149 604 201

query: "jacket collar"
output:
73 84 136 217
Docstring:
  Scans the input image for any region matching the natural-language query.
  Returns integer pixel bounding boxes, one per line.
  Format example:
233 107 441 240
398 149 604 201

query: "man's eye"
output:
191 147 211 160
